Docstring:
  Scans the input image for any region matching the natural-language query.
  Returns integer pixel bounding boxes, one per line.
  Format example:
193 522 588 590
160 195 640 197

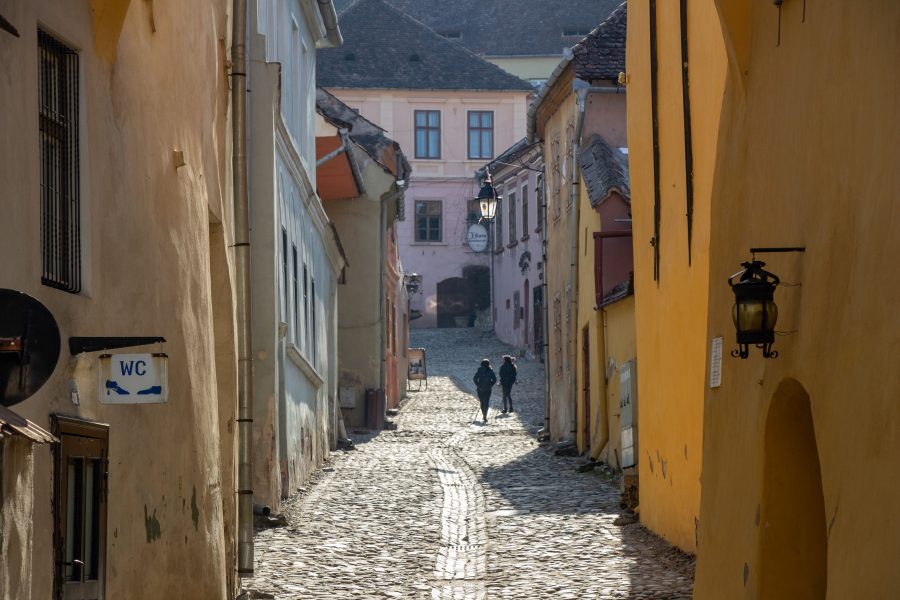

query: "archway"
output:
759 379 827 599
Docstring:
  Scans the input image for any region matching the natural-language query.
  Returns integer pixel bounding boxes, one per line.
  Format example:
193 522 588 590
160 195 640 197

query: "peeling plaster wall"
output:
0 438 36 600
0 0 233 597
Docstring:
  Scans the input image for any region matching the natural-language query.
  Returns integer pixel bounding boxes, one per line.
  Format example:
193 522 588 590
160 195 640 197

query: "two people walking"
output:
473 355 518 423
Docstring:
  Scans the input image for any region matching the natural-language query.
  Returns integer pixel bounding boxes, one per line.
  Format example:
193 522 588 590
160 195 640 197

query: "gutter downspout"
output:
231 0 254 578
316 0 343 47
379 195 388 397
567 81 588 440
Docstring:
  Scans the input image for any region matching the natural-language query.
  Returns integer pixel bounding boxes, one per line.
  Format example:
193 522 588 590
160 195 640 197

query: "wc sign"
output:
99 353 168 404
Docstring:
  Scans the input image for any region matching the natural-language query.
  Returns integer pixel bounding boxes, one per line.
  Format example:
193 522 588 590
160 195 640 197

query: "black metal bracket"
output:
749 246 806 256
68 337 166 355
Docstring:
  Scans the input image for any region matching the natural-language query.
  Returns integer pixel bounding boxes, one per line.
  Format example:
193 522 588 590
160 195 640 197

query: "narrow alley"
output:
250 330 694 599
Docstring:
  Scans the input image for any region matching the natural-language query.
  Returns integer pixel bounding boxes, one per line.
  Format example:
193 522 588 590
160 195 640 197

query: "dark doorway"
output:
759 379 827 599
436 277 470 328
533 286 544 360
54 416 109 600
581 326 591 451
524 280 530 347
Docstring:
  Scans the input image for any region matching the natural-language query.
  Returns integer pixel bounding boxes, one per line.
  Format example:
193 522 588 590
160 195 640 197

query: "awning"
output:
0 405 57 443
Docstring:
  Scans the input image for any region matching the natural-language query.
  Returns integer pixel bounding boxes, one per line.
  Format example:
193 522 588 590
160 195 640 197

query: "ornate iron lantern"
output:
474 180 498 222
728 260 780 358
403 273 422 295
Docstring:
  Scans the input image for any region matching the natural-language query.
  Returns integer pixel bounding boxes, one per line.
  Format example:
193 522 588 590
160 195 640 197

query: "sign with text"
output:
408 348 427 381
99 353 168 404
466 224 488 253
709 336 723 388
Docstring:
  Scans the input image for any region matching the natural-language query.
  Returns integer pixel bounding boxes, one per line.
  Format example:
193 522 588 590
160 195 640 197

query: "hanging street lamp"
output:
728 259 780 359
473 175 501 334
475 179 499 222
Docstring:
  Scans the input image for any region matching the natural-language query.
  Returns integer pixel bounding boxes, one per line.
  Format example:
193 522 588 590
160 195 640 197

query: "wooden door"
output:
55 417 109 600
581 327 591 450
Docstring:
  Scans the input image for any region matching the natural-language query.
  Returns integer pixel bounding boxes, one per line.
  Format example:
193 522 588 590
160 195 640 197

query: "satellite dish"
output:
0 289 61 407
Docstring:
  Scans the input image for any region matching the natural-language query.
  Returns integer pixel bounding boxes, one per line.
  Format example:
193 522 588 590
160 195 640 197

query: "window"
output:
467 111 493 159
414 201 442 242
551 134 561 220
508 191 517 245
54 416 108 600
292 245 299 340
282 229 289 320
513 291 521 329
414 110 440 159
521 185 529 237
310 279 317 358
536 174 545 231
39 29 81 293
303 265 310 351
495 196 503 250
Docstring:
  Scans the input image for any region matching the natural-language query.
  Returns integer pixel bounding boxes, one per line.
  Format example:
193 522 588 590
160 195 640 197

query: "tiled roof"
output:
318 0 533 91
0 405 57 443
579 134 629 208
332 0 623 57
316 87 412 180
571 2 627 83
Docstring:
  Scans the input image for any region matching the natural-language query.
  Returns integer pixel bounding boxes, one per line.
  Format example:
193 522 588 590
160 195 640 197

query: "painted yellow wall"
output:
625 0 727 553
693 2 900 598
535 68 579 441
0 1 235 597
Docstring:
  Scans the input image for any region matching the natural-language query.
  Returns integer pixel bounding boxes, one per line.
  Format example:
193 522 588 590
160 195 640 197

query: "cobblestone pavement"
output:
251 329 695 599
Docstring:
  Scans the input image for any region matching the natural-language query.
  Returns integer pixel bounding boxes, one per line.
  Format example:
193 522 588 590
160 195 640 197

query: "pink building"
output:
481 140 546 356
318 0 533 328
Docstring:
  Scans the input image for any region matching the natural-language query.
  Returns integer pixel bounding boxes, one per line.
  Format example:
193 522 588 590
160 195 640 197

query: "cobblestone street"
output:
251 329 694 599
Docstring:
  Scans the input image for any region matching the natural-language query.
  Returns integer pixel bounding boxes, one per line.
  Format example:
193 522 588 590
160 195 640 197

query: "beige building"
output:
0 0 240 597
315 88 411 427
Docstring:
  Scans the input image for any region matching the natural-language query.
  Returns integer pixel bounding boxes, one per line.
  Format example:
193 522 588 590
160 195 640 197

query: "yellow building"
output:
628 1 900 595
528 5 631 457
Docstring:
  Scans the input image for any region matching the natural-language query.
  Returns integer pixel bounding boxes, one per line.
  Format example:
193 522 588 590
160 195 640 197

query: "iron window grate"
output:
39 29 81 293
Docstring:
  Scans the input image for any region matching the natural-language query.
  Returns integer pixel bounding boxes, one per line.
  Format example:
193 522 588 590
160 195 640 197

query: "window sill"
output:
412 157 442 161
494 247 505 255
286 342 324 388
507 241 518 249
534 227 542 234
520 234 530 242
410 241 448 246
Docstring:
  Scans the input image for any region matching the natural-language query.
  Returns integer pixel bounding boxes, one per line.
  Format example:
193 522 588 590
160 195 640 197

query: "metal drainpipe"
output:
231 0 254 578
379 197 387 394
567 83 588 440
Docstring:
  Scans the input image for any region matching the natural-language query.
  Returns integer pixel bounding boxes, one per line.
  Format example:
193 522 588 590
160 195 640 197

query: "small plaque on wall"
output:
710 337 723 389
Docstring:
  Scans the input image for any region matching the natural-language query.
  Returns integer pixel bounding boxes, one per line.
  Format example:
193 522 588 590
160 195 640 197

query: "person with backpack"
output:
473 358 497 424
498 355 518 413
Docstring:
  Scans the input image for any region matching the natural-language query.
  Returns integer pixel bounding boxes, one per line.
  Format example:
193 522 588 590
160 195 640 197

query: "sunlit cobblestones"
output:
251 329 694 599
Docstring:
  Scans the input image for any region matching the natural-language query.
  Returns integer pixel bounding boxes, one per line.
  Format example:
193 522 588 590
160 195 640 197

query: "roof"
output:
571 2 627 83
480 137 542 182
526 2 627 142
316 87 412 180
332 0 623 57
579 134 630 207
318 0 533 91
599 274 634 307
0 405 57 444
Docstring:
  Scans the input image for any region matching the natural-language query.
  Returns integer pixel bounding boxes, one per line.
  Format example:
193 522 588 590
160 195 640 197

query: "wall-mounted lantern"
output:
403 273 422 295
728 260 780 359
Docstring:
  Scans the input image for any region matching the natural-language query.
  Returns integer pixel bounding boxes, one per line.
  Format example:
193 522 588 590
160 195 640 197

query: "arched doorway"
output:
759 379 827 599
436 277 470 328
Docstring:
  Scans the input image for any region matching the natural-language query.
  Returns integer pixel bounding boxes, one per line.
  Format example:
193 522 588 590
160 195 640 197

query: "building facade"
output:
318 0 533 330
0 1 239 597
315 88 411 426
528 5 629 445
628 2 900 595
247 0 345 510
481 141 545 357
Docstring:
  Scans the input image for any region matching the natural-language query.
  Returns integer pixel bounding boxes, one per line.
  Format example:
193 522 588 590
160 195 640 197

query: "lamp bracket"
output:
749 246 806 258
69 337 166 355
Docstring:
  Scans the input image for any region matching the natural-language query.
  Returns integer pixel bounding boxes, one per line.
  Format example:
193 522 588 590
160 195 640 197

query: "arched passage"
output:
759 379 827 599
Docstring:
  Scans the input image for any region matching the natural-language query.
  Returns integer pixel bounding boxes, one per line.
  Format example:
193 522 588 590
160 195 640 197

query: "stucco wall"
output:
325 88 530 329
0 1 233 597
693 2 900 597
626 0 725 553
0 438 36 600
491 162 543 354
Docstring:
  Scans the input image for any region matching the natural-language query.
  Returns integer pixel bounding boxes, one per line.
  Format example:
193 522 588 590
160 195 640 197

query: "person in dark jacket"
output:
498 355 518 413
473 359 497 423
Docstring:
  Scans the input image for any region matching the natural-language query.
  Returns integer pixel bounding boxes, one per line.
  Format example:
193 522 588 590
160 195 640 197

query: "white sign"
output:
99 353 168 404
466 223 488 252
709 337 723 388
